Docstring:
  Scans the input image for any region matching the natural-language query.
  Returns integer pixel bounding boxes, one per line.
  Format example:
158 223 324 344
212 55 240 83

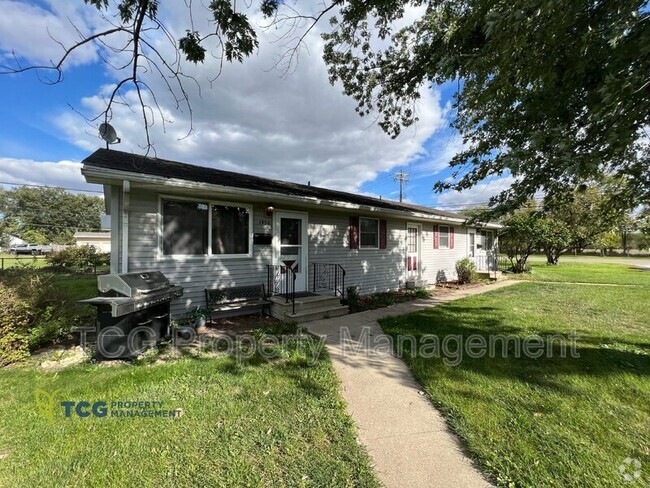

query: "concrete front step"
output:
476 270 507 281
269 294 343 314
284 304 349 323
269 293 349 322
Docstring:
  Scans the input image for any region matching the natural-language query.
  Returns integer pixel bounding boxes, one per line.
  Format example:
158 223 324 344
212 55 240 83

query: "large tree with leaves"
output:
2 0 648 212
0 187 105 245
324 0 649 214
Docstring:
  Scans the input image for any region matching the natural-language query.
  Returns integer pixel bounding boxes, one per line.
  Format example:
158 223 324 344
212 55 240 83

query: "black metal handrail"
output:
311 263 346 299
266 264 297 315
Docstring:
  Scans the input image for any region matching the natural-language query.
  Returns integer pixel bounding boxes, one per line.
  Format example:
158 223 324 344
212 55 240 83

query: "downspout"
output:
122 180 130 274
110 185 120 274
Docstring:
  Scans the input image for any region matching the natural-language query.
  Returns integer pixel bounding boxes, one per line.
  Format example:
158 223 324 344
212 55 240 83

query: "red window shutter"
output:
413 256 417 270
433 224 439 249
450 226 455 249
349 216 359 250
407 256 412 271
379 219 387 249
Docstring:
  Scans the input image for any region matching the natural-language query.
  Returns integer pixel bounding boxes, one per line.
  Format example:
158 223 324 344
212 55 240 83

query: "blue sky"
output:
0 1 511 209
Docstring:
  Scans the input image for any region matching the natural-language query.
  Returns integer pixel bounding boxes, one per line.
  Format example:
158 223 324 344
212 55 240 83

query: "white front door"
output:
406 224 420 279
474 229 495 270
468 232 476 257
274 211 308 292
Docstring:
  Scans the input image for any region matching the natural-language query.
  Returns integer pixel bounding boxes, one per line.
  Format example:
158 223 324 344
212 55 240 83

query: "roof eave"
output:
82 165 469 224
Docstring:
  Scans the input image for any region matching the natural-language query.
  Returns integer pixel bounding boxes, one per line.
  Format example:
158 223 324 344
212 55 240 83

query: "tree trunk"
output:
545 248 559 266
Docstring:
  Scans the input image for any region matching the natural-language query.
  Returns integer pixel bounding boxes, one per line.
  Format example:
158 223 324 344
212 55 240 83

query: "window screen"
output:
212 204 250 255
439 225 450 248
360 218 379 248
162 200 208 255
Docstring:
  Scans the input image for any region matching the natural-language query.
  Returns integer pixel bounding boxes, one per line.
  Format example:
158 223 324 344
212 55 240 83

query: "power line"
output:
4 221 99 230
0 181 104 194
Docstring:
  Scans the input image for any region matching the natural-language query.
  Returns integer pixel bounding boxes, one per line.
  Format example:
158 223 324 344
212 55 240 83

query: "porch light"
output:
265 204 275 216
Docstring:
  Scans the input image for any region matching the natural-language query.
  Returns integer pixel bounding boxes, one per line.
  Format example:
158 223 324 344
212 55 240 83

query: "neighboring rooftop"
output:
82 148 465 220
74 231 111 238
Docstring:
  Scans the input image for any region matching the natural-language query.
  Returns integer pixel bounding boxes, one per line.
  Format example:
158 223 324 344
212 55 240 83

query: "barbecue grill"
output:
79 271 183 359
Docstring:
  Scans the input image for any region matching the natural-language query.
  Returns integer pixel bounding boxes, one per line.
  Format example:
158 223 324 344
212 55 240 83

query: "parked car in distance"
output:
9 243 54 255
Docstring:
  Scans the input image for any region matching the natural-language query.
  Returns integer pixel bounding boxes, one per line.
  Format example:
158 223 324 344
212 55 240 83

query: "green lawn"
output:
381 282 650 487
0 253 48 270
53 273 99 302
517 261 650 286
528 254 650 262
0 345 379 487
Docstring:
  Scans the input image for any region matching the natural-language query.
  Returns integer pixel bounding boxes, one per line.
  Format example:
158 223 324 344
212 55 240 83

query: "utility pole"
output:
394 170 409 202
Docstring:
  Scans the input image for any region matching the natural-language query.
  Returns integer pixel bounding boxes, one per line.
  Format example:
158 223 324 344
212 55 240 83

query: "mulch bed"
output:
435 281 487 291
203 314 283 337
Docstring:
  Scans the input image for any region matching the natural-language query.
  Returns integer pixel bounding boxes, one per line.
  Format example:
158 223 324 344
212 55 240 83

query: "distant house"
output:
2 234 27 251
74 232 111 253
81 149 501 319
8 235 27 247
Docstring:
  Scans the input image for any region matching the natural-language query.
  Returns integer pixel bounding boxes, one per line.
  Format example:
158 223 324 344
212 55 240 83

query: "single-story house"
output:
81 149 501 320
74 231 112 253
5 234 27 249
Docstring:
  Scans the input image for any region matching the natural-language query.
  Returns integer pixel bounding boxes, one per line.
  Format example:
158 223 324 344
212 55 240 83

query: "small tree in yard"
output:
455 258 477 284
499 207 543 273
593 232 621 256
540 184 623 265
537 218 573 266
616 214 637 256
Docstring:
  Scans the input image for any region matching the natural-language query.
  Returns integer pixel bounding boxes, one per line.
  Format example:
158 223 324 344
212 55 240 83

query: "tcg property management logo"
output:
35 389 182 420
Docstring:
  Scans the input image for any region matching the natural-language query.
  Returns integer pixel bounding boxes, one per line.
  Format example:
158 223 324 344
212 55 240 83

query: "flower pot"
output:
195 316 208 334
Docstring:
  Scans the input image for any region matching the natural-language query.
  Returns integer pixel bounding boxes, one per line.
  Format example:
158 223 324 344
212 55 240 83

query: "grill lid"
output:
98 271 171 297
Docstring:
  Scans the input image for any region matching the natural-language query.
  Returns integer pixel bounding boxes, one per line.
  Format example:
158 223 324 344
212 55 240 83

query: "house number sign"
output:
259 219 272 229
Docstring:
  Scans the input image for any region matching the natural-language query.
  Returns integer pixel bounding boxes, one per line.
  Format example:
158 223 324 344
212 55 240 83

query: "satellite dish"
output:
99 123 121 149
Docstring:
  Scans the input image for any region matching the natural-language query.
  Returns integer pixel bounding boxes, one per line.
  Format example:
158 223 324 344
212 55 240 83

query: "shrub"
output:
455 258 477 284
412 288 432 299
0 270 92 365
343 287 431 313
344 285 362 313
0 282 32 364
47 246 110 271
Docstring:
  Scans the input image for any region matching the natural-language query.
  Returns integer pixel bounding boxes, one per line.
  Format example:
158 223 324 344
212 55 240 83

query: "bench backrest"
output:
206 284 266 307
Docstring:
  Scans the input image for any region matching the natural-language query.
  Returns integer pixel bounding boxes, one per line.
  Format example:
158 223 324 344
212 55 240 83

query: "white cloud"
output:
435 175 515 209
0 158 97 192
408 134 467 179
49 2 445 193
1 1 448 196
0 0 97 68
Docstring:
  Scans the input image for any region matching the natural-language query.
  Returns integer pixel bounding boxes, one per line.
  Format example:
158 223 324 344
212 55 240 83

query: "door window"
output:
479 230 494 251
408 227 418 253
407 226 419 275
280 218 302 272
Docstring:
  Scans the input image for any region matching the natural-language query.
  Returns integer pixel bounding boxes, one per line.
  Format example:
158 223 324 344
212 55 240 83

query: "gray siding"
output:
116 188 472 318
419 225 469 283
124 190 272 317
308 211 406 294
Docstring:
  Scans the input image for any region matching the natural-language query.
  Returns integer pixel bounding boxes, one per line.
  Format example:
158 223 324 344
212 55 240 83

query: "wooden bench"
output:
205 284 271 319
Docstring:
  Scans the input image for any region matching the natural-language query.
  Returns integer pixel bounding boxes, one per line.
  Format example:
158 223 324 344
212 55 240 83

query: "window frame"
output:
479 230 494 251
359 217 380 250
158 195 253 259
438 225 450 249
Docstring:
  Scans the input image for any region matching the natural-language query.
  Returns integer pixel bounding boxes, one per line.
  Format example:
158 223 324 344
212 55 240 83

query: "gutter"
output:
82 165 489 226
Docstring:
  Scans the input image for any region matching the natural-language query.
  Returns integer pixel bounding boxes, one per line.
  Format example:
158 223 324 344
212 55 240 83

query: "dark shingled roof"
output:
82 148 465 220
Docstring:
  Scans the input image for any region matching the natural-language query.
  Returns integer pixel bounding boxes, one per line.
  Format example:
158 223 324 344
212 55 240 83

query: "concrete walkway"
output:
307 280 519 488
